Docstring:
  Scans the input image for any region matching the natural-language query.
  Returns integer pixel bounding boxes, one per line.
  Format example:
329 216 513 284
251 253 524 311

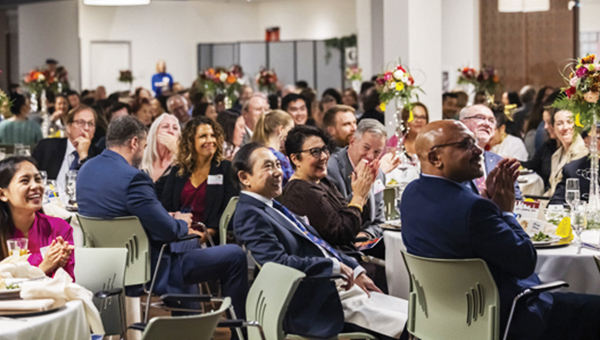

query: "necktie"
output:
69 151 79 170
272 200 342 261
473 176 486 195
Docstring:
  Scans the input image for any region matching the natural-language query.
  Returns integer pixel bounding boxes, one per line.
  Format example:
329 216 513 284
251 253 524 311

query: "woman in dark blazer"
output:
158 116 238 244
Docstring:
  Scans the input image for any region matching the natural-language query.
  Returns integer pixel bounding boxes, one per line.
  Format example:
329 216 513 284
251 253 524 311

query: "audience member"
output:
191 102 217 121
501 91 522 109
214 94 226 113
301 88 318 126
45 91 56 115
235 85 254 110
0 156 75 280
323 105 357 153
140 113 180 183
401 119 600 340
77 115 247 321
395 102 429 160
489 111 528 161
281 84 298 98
0 93 42 145
167 94 190 125
327 119 386 240
94 86 107 102
442 92 459 119
359 88 384 125
453 90 468 112
513 85 536 134
282 93 309 126
151 59 174 97
50 94 70 126
217 109 246 161
130 96 153 127
322 88 342 104
33 105 101 195
66 90 80 109
267 93 280 110
530 86 556 153
241 94 269 145
158 116 238 244
232 143 408 340
95 102 131 150
135 87 153 100
250 110 294 186
342 88 359 110
547 107 588 196
150 98 164 119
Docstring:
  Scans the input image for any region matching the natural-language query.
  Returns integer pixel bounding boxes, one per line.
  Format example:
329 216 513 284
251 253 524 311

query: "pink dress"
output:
10 212 75 281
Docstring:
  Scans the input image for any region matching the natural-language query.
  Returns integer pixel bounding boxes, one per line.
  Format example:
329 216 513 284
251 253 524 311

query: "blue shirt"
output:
270 148 293 187
151 72 173 97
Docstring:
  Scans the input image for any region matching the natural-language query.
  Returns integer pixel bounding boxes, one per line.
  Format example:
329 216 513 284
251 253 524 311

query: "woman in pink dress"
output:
0 156 75 280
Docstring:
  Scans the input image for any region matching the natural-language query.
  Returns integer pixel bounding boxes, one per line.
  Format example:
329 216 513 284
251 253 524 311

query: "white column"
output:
356 0 384 80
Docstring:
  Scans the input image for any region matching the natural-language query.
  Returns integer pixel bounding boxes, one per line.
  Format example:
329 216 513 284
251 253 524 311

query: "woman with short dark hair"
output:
0 93 43 145
217 109 246 160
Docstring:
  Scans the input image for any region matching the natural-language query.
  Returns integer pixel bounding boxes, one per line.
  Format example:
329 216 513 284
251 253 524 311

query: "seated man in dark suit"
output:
232 143 408 340
32 105 102 196
549 155 590 206
401 120 600 340
76 116 248 324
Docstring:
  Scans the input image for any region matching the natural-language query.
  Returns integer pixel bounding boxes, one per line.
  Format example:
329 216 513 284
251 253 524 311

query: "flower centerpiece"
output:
22 68 54 95
197 67 243 107
255 68 278 94
374 62 423 159
552 54 600 227
346 65 362 93
0 72 10 118
457 65 500 100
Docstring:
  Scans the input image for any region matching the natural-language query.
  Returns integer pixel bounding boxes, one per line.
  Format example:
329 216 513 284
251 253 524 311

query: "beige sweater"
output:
547 134 589 197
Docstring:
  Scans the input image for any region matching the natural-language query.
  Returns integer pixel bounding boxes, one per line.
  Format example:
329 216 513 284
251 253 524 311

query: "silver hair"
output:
166 94 185 113
459 104 490 120
242 93 267 113
139 113 180 178
354 118 387 141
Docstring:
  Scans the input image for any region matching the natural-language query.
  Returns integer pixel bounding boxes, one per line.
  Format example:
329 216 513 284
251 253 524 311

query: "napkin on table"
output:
0 298 55 313
0 254 45 279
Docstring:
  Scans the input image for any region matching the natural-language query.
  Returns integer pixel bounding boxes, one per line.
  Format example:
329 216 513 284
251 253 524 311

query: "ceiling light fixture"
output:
83 0 150 6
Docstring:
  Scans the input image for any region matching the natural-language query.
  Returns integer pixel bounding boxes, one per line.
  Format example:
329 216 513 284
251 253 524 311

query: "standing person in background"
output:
0 93 42 146
151 60 174 97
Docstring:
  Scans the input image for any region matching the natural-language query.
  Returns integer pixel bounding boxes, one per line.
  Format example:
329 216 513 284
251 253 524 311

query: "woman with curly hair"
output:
157 116 238 244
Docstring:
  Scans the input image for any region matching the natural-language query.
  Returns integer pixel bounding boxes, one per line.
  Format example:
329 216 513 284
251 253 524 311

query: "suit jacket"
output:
77 149 189 295
32 137 102 180
233 193 360 338
326 147 384 238
549 156 590 205
401 175 552 340
465 151 523 200
157 161 238 239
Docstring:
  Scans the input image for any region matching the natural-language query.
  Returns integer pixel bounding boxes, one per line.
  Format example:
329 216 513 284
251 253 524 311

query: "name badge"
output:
373 179 385 194
207 174 223 185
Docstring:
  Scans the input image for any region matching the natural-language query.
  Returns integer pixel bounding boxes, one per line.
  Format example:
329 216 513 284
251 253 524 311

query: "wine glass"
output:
565 178 580 208
39 170 48 203
571 201 587 245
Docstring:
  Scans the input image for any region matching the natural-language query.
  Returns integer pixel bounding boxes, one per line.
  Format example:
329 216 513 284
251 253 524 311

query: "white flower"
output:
389 81 397 89
238 78 245 85
401 76 409 83
38 74 45 81
219 73 228 82
393 70 404 81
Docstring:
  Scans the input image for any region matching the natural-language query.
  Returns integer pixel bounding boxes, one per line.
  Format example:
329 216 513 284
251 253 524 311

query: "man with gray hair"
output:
327 118 386 241
241 93 269 145
167 94 190 125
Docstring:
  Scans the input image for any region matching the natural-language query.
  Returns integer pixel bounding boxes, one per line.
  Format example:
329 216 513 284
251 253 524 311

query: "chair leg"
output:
502 289 532 340
144 243 168 324
125 297 142 340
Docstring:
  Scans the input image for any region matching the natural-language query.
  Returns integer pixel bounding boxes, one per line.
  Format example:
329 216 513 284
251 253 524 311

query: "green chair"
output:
141 297 231 340
401 251 568 340
383 187 400 221
75 248 128 337
219 196 239 245
594 255 600 274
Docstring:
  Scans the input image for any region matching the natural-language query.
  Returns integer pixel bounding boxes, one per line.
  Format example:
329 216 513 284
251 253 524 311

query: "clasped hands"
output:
171 211 210 244
339 262 382 297
39 236 74 275
481 158 520 212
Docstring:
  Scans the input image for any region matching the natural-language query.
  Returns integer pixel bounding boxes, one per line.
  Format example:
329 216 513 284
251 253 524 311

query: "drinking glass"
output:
17 145 31 157
39 170 48 203
571 202 587 245
565 178 580 208
66 170 78 205
6 238 28 256
0 148 5 161
13 143 23 157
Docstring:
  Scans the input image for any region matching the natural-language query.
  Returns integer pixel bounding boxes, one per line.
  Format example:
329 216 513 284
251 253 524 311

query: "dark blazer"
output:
233 193 360 338
77 149 189 295
401 175 552 340
327 147 384 238
158 161 238 238
465 151 524 200
32 137 102 180
549 156 590 205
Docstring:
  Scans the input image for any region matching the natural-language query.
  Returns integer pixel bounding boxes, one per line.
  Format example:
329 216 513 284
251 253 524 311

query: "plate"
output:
519 169 534 175
530 234 561 246
534 238 572 249
381 220 401 231
0 306 61 317
0 289 20 300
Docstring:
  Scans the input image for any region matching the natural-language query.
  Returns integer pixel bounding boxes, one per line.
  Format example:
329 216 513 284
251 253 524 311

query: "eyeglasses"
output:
430 137 478 151
463 114 496 125
299 145 330 158
72 120 95 128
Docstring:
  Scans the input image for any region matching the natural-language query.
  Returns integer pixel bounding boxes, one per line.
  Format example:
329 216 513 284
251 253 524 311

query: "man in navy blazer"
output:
401 120 600 340
232 143 407 340
77 116 248 319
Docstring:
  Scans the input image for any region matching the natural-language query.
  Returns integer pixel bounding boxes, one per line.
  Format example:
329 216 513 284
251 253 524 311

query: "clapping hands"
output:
351 158 380 206
39 236 74 274
483 158 520 212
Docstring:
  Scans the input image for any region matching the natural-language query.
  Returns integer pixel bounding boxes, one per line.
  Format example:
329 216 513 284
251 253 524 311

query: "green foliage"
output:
324 34 357 64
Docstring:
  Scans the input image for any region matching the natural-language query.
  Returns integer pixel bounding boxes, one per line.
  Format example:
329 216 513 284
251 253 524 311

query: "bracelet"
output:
348 203 363 213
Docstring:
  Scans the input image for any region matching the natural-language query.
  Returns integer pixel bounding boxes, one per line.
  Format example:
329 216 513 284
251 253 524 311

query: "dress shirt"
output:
245 125 253 138
56 139 77 197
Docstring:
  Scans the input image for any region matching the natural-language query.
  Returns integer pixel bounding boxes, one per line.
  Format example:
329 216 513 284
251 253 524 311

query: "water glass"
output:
565 178 580 208
39 170 48 203
17 145 31 157
0 148 5 161
6 238 28 256
66 170 78 204
571 202 587 245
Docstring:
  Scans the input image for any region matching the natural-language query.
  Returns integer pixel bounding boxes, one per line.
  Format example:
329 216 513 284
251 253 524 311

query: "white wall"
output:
19 1 80 91
580 2 600 32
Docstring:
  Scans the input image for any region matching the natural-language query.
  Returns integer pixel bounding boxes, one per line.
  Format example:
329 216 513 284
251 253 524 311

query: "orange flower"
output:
227 75 236 84
582 54 595 64
208 68 215 75
493 75 499 82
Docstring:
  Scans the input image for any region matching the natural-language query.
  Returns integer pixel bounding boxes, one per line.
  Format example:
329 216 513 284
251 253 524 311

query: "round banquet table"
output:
384 230 600 300
517 172 544 196
0 300 91 340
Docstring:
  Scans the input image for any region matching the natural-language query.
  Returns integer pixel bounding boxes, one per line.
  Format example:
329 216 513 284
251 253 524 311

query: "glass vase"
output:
588 107 600 229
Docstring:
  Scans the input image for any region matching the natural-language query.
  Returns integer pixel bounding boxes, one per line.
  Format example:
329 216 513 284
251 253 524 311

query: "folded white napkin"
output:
0 255 45 279
43 201 72 220
20 268 105 335
0 298 55 313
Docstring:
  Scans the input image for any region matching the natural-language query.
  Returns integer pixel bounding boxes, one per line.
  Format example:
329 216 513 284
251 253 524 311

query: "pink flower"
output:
384 72 392 81
576 66 588 78
569 76 579 87
584 91 600 104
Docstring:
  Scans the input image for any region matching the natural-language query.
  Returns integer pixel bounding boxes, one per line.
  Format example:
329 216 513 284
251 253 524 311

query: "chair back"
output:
0 144 15 155
77 215 151 286
75 248 128 336
142 297 231 340
219 196 239 245
594 255 600 274
401 251 500 340
246 262 305 340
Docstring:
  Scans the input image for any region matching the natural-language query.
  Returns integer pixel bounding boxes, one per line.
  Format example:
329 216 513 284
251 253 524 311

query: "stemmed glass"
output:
571 201 587 246
39 170 48 203
565 178 580 209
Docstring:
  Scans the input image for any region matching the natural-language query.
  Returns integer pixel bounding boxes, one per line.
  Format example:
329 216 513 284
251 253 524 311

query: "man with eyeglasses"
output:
401 120 600 340
33 105 102 196
460 104 523 200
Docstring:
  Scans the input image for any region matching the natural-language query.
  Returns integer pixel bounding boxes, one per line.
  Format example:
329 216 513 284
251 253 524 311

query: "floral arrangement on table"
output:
457 65 500 96
22 68 55 94
0 71 10 118
255 68 278 94
118 70 133 84
197 66 243 103
345 65 362 82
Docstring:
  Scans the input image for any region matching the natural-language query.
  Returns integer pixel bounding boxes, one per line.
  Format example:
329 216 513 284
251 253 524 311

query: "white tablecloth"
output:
384 230 600 299
517 172 545 196
0 300 90 340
